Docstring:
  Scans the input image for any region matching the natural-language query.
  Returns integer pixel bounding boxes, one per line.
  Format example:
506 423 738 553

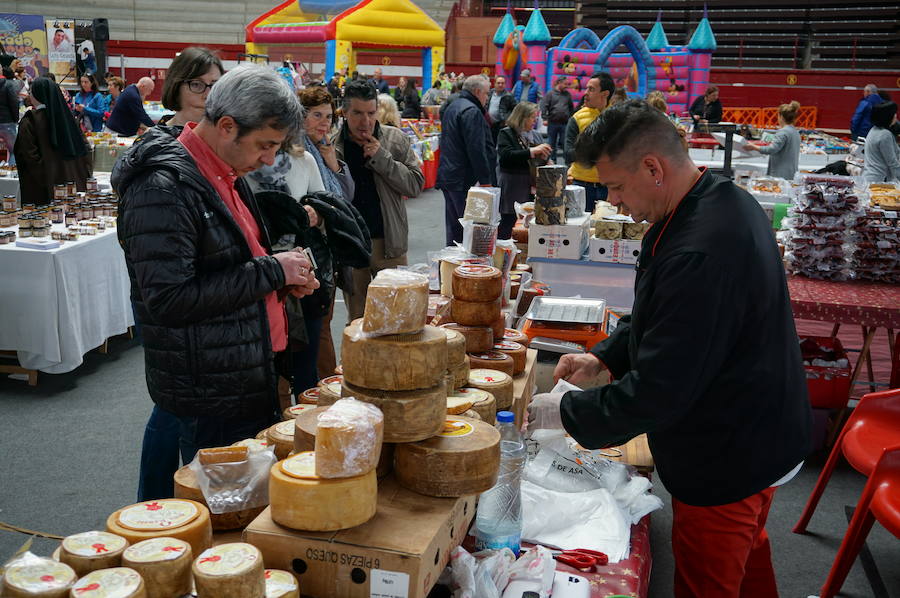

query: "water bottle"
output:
474 411 527 555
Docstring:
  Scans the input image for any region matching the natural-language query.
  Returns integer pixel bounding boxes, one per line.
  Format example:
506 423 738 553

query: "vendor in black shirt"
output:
689 85 723 125
528 100 811 598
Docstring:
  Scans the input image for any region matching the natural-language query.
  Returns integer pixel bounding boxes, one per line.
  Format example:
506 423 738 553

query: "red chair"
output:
793 388 900 534
818 444 900 598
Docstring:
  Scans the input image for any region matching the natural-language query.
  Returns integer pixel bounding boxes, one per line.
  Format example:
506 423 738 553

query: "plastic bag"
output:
360 268 429 336
188 445 275 515
501 545 556 598
314 398 384 478
438 546 515 598
464 187 501 225
460 218 498 257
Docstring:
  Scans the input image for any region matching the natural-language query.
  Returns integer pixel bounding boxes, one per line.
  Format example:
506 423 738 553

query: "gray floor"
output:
1 188 897 597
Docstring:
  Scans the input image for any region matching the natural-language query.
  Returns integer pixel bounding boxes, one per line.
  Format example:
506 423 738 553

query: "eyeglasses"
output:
186 79 216 94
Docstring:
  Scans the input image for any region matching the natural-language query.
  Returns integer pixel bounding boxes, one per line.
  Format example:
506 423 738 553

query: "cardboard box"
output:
243 475 476 598
603 306 632 336
588 238 642 264
527 214 591 260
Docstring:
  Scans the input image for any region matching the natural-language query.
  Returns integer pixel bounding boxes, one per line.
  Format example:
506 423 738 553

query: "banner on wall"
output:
46 18 76 83
0 13 49 79
74 19 100 77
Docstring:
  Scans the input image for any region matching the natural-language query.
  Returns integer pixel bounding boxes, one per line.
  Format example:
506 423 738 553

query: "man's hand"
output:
274 248 316 287
303 205 319 228
526 392 564 432
362 134 381 159
554 353 606 387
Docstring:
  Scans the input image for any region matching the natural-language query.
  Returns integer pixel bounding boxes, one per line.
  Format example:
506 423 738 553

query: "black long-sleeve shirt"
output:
689 96 722 124
560 170 811 506
106 84 153 136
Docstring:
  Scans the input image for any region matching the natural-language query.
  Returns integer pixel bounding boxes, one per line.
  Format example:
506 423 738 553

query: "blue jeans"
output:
292 316 323 397
547 122 567 163
572 179 608 215
442 189 468 245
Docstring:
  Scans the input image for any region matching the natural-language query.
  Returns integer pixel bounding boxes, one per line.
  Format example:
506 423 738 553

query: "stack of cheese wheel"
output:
394 416 501 497
59 531 128 576
106 499 212 556
440 322 493 353
451 388 496 424
70 567 146 597
317 376 343 405
443 327 469 390
450 265 502 332
122 537 192 598
1 555 76 597
467 351 514 375
493 340 527 375
314 398 384 478
467 369 514 411
362 269 429 335
503 328 530 347
294 406 394 478
264 570 300 598
265 420 298 460
282 402 317 421
192 542 264 598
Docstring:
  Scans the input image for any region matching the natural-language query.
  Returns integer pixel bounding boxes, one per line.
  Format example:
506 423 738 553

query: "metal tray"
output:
523 296 607 324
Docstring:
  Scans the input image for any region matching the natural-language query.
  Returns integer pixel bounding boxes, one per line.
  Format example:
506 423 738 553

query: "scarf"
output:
304 135 344 198
247 150 292 192
30 77 87 158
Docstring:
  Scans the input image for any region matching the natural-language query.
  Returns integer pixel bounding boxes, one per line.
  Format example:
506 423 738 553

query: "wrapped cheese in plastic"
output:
464 187 500 224
594 219 624 240
362 269 429 335
623 221 651 240
315 398 384 478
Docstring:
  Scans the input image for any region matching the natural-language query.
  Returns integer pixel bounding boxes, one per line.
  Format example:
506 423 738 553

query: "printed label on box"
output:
370 569 410 598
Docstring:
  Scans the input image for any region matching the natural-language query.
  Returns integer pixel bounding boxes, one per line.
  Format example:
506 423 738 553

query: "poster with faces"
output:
46 19 75 82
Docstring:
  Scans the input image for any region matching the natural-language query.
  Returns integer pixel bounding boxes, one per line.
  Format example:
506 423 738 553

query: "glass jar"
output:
32 225 50 238
66 181 76 195
32 213 48 228
0 211 14 227
86 177 98 192
51 207 64 224
17 214 31 229
2 195 16 211
19 226 32 238
82 205 94 219
53 184 67 201
65 211 77 226
0 231 10 244
21 203 35 214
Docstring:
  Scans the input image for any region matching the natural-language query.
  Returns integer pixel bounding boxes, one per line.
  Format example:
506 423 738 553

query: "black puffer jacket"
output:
112 126 285 418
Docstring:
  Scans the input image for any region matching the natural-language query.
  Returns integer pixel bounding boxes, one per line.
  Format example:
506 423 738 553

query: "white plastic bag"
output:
188 447 275 515
500 545 556 598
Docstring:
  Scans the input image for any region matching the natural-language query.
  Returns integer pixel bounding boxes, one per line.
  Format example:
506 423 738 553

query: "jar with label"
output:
0 212 14 227
17 214 31 229
19 226 32 238
86 177 98 192
51 207 64 224
66 181 77 195
32 213 48 228
82 205 95 219
2 195 16 211
0 231 11 244
21 203 35 214
65 211 77 226
53 184 67 201
32 225 50 238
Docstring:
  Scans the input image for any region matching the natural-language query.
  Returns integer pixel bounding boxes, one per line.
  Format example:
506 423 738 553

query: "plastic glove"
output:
526 392 564 433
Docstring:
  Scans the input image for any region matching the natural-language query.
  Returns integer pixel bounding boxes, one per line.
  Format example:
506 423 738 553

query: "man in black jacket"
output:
529 101 811 597
540 76 574 163
113 65 319 500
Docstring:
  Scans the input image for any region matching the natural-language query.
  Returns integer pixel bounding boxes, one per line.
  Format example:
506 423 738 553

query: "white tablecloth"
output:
0 225 133 373
0 172 111 204
688 148 845 175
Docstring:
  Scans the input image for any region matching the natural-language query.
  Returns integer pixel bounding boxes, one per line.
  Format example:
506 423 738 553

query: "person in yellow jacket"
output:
564 72 615 213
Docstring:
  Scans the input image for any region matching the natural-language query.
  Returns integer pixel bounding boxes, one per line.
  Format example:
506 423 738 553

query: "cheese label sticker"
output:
71 567 142 597
265 569 298 597
440 419 474 438
303 388 320 397
5 560 75 591
274 420 295 436
118 499 198 531
370 568 410 598
494 341 521 351
281 451 317 479
124 538 189 563
63 531 127 557
503 329 521 338
289 404 316 415
321 375 342 386
469 369 509 384
195 544 259 576
472 352 505 360
456 264 495 276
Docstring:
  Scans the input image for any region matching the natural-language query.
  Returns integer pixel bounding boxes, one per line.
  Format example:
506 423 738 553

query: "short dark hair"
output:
162 47 224 111
574 99 689 169
589 71 615 99
871 101 897 130
342 80 377 110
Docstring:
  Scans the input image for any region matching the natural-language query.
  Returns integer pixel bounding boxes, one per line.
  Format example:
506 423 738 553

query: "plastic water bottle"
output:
474 411 527 555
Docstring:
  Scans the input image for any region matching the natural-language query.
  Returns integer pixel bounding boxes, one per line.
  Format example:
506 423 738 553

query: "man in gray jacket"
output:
334 81 425 320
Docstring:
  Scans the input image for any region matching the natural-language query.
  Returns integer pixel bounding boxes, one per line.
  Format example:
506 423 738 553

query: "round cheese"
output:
394 417 501 497
446 393 473 414
69 567 146 598
493 341 526 374
442 327 466 366
266 420 297 461
1 556 76 598
460 409 482 421
453 388 496 424
315 398 384 478
232 438 273 453
122 538 192 598
503 328 530 347
340 380 446 443
192 543 264 598
282 403 317 421
467 369 514 410
490 314 506 341
450 297 501 327
59 532 128 577
264 570 299 598
447 356 470 390
439 323 493 353
105 499 212 557
361 269 429 335
254 428 268 441
377 443 394 479
317 376 343 405
300 387 320 405
467 351 514 376
269 453 377 531
341 320 447 391
451 265 502 302
510 279 521 300
292 406 328 453
513 263 531 273
173 466 266 531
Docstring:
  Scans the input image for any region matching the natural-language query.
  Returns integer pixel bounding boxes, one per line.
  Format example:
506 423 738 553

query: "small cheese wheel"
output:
315 398 384 478
394 417 501 497
446 394 474 414
317 376 343 405
440 323 493 353
451 265 502 302
339 380 446 443
264 570 299 598
59 531 128 577
493 341 527 374
461 409 482 421
299 387 320 405
467 369 514 410
510 279 521 299
193 543 264 598
69 567 146 598
453 388 496 424
1 556 76 598
341 320 447 391
467 351 515 376
232 438 273 453
266 420 297 460
442 327 467 366
513 263 532 273
122 538 192 598
173 466 266 531
282 402 317 421
106 499 212 557
491 314 506 341
450 297 501 327
362 269 429 335
269 453 377 531
503 328 530 347
292 406 328 453
447 355 470 389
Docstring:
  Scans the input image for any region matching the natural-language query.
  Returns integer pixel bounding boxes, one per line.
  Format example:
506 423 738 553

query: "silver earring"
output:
655 180 661 186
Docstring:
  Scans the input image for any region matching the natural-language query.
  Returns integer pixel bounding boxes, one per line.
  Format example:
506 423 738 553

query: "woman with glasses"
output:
158 47 223 127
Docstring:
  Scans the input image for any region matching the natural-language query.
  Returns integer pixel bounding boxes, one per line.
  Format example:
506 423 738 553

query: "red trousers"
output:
671 486 779 598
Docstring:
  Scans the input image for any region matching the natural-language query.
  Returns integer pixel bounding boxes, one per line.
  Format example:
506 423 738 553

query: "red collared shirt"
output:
178 122 287 352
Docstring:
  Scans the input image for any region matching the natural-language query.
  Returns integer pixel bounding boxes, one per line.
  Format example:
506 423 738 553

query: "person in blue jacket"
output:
850 84 883 141
512 69 541 104
73 73 106 132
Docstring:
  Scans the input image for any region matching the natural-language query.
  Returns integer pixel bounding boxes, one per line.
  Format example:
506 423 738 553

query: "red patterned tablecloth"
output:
787 275 900 329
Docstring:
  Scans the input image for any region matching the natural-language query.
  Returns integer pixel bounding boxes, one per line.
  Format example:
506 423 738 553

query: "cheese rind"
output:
442 328 467 365
446 394 474 414
467 351 514 375
192 543 264 598
282 403 317 421
503 328 530 346
467 369 514 410
122 538 192 598
453 388 496 424
439 323 493 353
339 380 446 442
362 269 429 335
264 570 299 598
493 341 527 374
450 297 501 327
299 387 320 405
105 500 212 557
451 265 502 302
292 406 328 453
315 398 384 478
59 532 128 577
447 356 470 389
316 376 343 405
69 567 146 598
173 466 266 531
1 556 76 598
266 420 298 460
461 409 482 420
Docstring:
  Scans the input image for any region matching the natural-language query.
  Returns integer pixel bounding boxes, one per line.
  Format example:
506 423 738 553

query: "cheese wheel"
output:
503 328 530 347
59 532 128 577
292 406 328 453
446 394 474 414
513 263 531 274
105 499 212 557
467 369 514 410
254 428 268 441
447 356 470 389
451 265 502 302
510 279 521 300
264 570 299 598
69 567 146 598
490 314 506 341
493 341 527 374
173 466 266 531
450 297 501 327
394 417 501 497
442 327 467 366
467 351 514 376
377 443 394 478
339 380 446 443
300 387 320 405
439 323 493 353
317 376 343 405
269 453 377 531
315 398 384 478
1 556 76 598
453 388 496 424
461 409 482 421
192 543 264 598
361 269 429 335
232 438 273 453
266 420 297 460
341 320 447 391
122 538 192 598
282 402 317 421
